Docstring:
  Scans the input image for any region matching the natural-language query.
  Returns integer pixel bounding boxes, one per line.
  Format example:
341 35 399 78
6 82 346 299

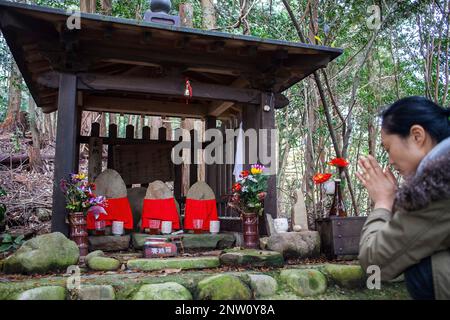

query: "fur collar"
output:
395 146 450 212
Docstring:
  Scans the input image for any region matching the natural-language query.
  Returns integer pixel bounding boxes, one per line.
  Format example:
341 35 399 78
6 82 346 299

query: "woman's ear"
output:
409 125 427 146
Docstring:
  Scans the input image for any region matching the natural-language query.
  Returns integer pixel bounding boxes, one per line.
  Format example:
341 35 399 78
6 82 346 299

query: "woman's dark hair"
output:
380 96 450 143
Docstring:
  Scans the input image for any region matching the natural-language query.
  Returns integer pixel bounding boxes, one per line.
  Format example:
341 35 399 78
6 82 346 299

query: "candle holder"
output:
193 219 204 234
147 219 161 235
94 220 106 236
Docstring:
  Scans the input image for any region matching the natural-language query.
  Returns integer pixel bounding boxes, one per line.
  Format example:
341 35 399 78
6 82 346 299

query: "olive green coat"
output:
359 142 450 300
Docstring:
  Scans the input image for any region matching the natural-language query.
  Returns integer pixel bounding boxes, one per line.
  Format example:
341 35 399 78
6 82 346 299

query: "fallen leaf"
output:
160 268 182 275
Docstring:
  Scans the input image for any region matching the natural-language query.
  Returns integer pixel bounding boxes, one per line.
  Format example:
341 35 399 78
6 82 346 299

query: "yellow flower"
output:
75 173 86 180
251 167 262 175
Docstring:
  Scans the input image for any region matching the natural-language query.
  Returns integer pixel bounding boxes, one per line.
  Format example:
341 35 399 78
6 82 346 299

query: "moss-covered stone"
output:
197 274 252 300
244 274 278 298
280 269 327 297
127 257 220 271
78 285 116 300
321 264 366 289
132 233 235 250
2 232 79 274
17 286 66 300
133 282 192 300
85 250 105 263
87 256 121 271
220 249 284 267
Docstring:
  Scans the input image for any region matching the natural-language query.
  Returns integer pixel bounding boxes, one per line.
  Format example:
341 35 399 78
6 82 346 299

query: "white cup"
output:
209 220 220 234
112 221 124 236
161 221 173 234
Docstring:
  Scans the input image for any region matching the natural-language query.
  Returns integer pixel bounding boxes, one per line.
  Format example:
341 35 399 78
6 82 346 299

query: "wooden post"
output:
107 123 117 168
174 127 183 204
88 122 103 182
241 96 276 236
51 73 78 236
260 93 278 228
205 116 217 200
189 128 198 187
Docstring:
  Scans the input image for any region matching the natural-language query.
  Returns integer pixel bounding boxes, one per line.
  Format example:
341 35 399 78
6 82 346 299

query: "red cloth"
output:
184 199 219 231
86 197 133 230
141 198 180 230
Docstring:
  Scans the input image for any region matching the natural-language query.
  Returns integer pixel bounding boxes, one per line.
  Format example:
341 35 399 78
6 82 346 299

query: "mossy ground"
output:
0 263 411 300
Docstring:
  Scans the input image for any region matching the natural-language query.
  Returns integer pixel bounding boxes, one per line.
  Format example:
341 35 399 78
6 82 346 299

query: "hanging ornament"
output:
184 78 192 104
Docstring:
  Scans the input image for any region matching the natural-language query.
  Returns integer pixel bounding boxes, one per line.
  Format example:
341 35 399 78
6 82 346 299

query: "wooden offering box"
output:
316 216 367 260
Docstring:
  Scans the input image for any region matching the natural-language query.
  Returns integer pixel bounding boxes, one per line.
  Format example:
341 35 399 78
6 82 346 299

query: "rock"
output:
36 208 52 222
265 214 276 236
87 256 121 271
94 169 127 198
88 235 130 252
220 249 284 267
266 231 320 258
133 282 192 300
127 257 220 271
292 190 309 230
127 187 147 231
78 285 115 300
245 274 278 298
280 269 327 297
17 286 66 300
2 232 79 274
197 274 252 300
259 237 269 249
85 250 105 263
321 264 366 289
145 180 173 199
132 233 235 250
186 181 215 200
293 225 302 232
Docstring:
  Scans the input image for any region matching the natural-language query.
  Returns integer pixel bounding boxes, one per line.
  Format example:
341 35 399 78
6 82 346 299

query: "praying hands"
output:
355 155 398 212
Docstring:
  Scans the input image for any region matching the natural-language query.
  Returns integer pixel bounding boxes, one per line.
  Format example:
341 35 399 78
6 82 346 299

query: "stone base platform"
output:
131 233 236 250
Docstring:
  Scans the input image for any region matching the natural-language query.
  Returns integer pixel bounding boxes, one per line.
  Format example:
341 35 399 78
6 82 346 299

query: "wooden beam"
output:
38 72 270 105
51 73 78 236
82 96 208 118
208 79 248 116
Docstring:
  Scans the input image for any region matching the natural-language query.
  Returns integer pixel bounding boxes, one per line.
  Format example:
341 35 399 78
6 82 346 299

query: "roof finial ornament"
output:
149 0 171 15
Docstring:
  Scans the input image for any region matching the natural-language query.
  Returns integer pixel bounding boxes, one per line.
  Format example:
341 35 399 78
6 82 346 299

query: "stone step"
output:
219 249 284 267
131 233 235 250
88 235 131 252
0 264 410 300
127 256 220 272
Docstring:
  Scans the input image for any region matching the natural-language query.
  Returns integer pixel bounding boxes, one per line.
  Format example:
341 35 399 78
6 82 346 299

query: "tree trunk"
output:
101 0 112 15
27 95 44 173
0 61 22 133
201 0 217 30
80 0 96 13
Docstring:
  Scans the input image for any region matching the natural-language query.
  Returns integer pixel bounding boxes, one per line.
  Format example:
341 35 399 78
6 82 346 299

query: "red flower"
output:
257 192 267 201
328 157 349 167
313 173 332 184
232 183 242 192
240 170 250 178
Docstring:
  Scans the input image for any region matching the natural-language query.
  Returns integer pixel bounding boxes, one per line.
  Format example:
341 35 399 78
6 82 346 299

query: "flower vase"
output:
68 212 89 263
242 213 259 249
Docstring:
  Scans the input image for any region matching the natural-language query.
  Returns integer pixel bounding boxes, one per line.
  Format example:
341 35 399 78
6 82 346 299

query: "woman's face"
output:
381 126 436 178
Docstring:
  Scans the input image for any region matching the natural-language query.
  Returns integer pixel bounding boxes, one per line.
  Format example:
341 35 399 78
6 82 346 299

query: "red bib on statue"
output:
87 197 133 230
141 198 180 230
184 199 218 231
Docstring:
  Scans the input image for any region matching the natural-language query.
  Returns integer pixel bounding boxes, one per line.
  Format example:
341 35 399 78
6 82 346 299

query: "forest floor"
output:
0 132 68 259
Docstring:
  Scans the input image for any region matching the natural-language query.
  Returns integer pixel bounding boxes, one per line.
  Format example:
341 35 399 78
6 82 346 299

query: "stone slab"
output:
88 235 131 252
132 233 235 250
127 257 220 271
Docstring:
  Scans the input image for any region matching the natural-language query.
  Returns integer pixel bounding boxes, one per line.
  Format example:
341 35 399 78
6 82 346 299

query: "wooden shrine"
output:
0 1 343 236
